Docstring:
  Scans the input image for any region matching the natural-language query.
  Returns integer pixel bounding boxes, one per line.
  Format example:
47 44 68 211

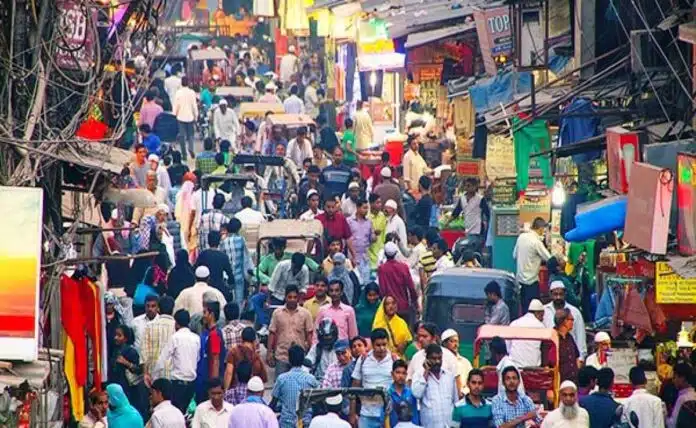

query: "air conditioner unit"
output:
630 29 671 73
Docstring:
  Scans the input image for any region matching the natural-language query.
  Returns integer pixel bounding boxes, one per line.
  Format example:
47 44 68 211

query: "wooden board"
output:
239 103 284 117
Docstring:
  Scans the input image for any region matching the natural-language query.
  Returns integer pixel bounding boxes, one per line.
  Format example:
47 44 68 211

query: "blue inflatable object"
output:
564 196 627 242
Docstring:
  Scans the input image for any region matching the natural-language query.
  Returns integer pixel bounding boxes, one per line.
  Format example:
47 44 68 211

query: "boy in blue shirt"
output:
139 124 161 156
387 359 420 428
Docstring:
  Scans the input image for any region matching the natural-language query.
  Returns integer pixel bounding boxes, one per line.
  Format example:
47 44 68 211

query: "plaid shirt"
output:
272 367 319 427
195 151 218 175
224 382 248 405
321 362 348 388
491 392 539 428
220 234 253 288
221 320 245 350
136 215 157 251
198 210 230 250
141 315 176 378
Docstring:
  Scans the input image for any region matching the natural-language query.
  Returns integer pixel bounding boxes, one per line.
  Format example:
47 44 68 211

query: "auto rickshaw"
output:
473 325 560 408
239 102 284 121
296 388 390 428
215 86 255 102
187 49 231 87
422 267 520 360
268 113 317 141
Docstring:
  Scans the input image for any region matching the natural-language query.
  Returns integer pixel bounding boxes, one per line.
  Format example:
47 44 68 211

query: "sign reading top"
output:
655 262 696 304
474 6 513 75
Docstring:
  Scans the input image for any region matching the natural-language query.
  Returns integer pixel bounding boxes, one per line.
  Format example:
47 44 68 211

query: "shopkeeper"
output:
586 332 612 369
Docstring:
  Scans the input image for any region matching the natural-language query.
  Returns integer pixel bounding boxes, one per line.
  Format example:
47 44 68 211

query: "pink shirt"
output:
315 303 358 342
139 102 164 128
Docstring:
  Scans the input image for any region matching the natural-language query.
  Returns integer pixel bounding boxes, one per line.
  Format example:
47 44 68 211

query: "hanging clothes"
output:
558 98 602 164
278 0 309 32
472 114 488 159
452 96 475 137
512 116 553 191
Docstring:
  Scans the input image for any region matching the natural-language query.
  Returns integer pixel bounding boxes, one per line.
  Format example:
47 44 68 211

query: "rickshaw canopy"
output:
239 102 284 118
216 86 255 98
189 49 228 62
473 325 559 356
268 114 316 128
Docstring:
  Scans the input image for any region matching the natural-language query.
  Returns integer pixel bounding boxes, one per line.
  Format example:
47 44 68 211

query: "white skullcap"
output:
110 209 119 220
288 45 296 53
156 204 169 214
380 166 392 178
384 242 398 257
528 299 544 312
307 189 319 199
247 376 265 392
218 98 228 105
325 394 343 405
441 329 458 343
195 265 210 278
148 154 160 162
348 182 360 190
560 380 577 391
265 81 277 90
549 280 566 291
594 331 611 343
385 199 397 210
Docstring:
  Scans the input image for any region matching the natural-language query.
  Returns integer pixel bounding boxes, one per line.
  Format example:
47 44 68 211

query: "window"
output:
452 304 485 324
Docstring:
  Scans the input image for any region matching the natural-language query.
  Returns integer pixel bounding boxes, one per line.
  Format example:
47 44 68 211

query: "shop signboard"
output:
56 0 97 70
474 6 513 75
655 261 696 304
677 152 696 255
492 179 518 206
0 187 43 361
485 134 516 180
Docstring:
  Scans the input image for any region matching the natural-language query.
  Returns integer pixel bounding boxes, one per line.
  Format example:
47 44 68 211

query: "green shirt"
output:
452 396 493 428
367 211 387 269
342 130 357 164
256 252 320 284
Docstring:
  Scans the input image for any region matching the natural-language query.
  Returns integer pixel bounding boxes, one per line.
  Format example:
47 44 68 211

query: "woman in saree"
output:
372 295 413 358
355 282 381 337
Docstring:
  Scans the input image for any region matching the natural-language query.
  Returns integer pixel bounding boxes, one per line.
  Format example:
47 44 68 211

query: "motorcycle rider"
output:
305 318 339 383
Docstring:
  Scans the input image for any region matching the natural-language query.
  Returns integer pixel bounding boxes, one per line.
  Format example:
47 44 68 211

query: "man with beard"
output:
541 381 590 428
543 281 586 360
411 344 458 428
491 366 540 428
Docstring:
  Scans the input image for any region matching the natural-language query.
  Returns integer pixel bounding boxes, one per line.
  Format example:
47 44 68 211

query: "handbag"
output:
133 268 158 306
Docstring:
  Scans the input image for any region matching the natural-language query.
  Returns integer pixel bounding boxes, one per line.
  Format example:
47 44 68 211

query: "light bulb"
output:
551 182 566 207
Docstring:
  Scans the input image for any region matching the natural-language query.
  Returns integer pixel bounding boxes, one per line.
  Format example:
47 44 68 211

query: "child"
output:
239 120 257 155
248 283 270 328
321 237 354 275
342 118 358 167
224 360 252 405
387 359 420 428
139 124 161 156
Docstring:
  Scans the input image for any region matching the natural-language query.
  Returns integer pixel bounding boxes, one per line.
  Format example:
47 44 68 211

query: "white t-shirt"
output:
513 230 552 284
235 207 267 225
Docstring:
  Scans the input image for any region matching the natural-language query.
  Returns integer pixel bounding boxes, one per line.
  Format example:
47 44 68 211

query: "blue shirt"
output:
387 384 420 428
143 134 161 156
579 391 619 428
249 292 270 326
320 164 352 200
272 367 319 428
341 359 357 388
491 392 539 428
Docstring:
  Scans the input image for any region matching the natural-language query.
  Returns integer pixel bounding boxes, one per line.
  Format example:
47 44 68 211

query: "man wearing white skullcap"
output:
508 299 546 367
585 332 612 369
174 265 227 315
541 381 590 428
543 280 587 360
307 394 351 428
384 199 408 247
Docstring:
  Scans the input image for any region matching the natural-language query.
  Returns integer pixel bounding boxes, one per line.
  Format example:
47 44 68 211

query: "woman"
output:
355 282 380 337
125 251 153 299
372 295 413 358
167 249 196 299
108 325 147 419
104 293 125 365
327 252 359 305
133 267 159 316
105 384 144 428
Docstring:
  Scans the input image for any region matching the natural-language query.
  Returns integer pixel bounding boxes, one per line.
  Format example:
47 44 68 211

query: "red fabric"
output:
208 328 222 375
61 276 88 387
377 260 417 312
79 279 103 389
75 119 108 141
620 287 653 333
316 212 352 243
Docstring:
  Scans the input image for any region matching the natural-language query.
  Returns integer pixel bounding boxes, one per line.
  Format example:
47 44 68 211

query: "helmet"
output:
317 318 338 348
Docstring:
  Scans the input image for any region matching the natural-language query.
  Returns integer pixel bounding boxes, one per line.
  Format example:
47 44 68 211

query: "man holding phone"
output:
411 344 458 428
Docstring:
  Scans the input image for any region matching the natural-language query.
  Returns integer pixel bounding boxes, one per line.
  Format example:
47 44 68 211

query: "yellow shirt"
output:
402 149 429 191
353 109 374 150
322 256 353 276
303 296 330 321
367 211 388 269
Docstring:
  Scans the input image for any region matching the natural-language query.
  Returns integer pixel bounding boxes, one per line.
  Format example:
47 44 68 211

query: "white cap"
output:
549 280 566 291
110 209 119 220
148 154 160 162
384 242 398 256
248 376 265 392
594 331 611 343
385 199 397 210
348 182 360 190
528 299 544 312
265 81 277 90
195 265 210 278
560 380 577 392
441 328 458 343
219 98 228 105
288 45 296 53
156 204 169 214
380 166 392 178
325 394 343 406
307 189 319 199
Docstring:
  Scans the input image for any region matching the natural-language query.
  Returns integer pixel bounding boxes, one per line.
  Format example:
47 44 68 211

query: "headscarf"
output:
104 291 125 317
328 252 355 304
372 296 413 358
355 282 380 337
167 249 196 299
106 384 144 428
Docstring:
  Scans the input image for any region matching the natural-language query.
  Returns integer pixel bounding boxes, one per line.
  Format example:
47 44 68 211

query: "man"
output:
413 176 434 228
373 167 405 219
192 378 233 428
221 302 244 350
513 217 552 309
195 137 218 175
669 363 696 428
174 266 227 315
259 81 282 104
385 199 408 247
452 369 493 428
133 172 168 225
141 124 162 156
490 336 525 395
271 344 320 427
284 84 304 114
448 177 488 251
579 368 619 428
554 308 581 383
309 394 351 428
235 195 267 225
491 366 540 428
298 166 324 211
623 366 665 428
220 220 253 302
577 366 598 400
140 90 164 128
351 329 394 428
431 239 454 276
306 319 340 383
341 182 361 217
142 296 176 384
543 281 587 360
342 336 368 387
484 281 510 325
316 197 355 259
198 193 230 250
268 253 310 303
130 143 150 188
303 277 330 321
353 100 374 151
262 125 288 156
388 359 420 428
279 45 299 85
300 189 324 221
149 378 186 428
224 326 267 389
441 329 473 394
132 294 159 351
304 77 320 118
287 126 313 167
149 154 171 195
213 99 240 149
402 134 430 192
411 344 458 428
257 238 319 284
167 151 190 188
348 198 373 282
378 242 419 326
267 285 314 375
586 332 612 369
196 301 227 403
507 299 546 368
196 231 235 298
394 402 421 428
322 339 353 388
80 390 108 428
165 65 182 101
541 381 590 428
227 376 278 428
320 146 353 201
367 194 387 271
316 280 358 342
173 76 198 161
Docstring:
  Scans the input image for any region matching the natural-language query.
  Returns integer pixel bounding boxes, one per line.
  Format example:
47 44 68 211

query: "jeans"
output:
178 120 195 159
520 281 540 312
359 415 382 428
357 257 372 285
171 379 195 414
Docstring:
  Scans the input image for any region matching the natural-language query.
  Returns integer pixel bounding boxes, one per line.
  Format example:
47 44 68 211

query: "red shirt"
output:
316 211 352 245
377 259 418 312
208 327 222 376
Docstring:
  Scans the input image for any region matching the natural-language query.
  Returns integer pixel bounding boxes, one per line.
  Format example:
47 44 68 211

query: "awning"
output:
405 22 476 48
60 142 133 175
307 0 355 12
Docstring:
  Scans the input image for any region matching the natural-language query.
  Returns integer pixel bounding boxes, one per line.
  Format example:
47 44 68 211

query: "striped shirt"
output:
221 320 245 350
141 314 176 378
272 367 319 427
452 396 493 428
199 210 230 250
220 234 253 289
491 392 539 428
419 250 437 276
411 368 458 428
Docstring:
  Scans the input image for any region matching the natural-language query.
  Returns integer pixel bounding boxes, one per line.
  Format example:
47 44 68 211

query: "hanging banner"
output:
485 134 516 180
474 6 513 75
677 152 696 255
655 261 696 304
56 0 97 70
0 187 43 361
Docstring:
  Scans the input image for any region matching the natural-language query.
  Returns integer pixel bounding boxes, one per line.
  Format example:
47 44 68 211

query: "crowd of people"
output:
80 38 696 428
